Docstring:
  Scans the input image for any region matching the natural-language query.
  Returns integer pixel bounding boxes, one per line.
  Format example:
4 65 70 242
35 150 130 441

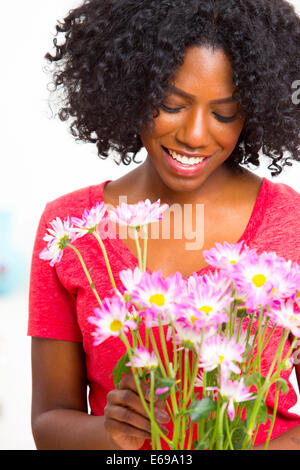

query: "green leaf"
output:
244 372 266 388
154 376 176 401
276 378 289 394
193 439 209 450
242 399 268 426
231 424 248 450
155 377 176 388
154 371 176 389
110 352 131 388
185 397 217 422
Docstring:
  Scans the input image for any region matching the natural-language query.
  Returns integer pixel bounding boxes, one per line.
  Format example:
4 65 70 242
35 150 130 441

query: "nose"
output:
176 107 211 150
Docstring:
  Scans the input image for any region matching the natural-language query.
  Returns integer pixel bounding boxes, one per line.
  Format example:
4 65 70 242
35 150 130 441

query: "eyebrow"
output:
169 85 237 104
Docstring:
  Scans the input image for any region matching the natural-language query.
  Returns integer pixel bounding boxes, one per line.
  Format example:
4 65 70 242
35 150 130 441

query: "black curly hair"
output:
45 0 300 176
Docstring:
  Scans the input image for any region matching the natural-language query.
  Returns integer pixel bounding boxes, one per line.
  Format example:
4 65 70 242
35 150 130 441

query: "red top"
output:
28 177 300 448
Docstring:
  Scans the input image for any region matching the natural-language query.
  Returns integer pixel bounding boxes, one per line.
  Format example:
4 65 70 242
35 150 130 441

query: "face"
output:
139 46 245 192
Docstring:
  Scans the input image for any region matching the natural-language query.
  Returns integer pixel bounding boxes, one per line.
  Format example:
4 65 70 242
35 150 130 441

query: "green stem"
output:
156 317 180 422
93 231 117 290
149 329 167 378
224 413 234 450
68 244 103 308
120 333 173 448
261 323 277 352
150 370 161 450
185 345 202 405
264 380 279 450
187 421 194 450
250 420 260 449
210 393 220 450
236 317 242 343
246 314 255 348
241 328 289 449
180 348 189 449
263 335 298 450
170 321 178 374
265 329 289 383
134 228 143 270
142 224 148 272
158 315 171 376
216 402 228 450
257 308 265 389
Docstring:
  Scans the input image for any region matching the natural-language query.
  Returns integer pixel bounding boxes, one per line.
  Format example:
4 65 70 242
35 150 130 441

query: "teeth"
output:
168 149 205 165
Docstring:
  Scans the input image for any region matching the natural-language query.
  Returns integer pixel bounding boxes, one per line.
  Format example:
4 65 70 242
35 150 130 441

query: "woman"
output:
28 0 300 449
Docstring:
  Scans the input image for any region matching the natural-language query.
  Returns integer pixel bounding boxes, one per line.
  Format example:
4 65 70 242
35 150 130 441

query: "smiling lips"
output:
163 146 213 166
162 145 213 177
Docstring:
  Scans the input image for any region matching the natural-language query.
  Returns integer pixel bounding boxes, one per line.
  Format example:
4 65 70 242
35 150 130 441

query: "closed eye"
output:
161 104 184 114
213 112 238 123
161 104 238 123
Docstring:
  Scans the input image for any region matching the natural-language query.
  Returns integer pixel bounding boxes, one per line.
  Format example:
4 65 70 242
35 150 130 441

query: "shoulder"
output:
255 178 300 263
262 178 300 219
264 178 300 205
42 180 110 223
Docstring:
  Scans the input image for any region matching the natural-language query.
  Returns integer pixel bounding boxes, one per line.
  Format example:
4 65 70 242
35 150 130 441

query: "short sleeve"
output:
27 204 83 342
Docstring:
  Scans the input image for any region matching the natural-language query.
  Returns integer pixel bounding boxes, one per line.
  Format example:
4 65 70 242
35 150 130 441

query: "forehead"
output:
171 46 236 99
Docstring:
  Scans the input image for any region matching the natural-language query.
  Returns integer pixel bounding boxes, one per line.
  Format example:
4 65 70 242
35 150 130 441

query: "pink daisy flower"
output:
229 251 278 311
71 201 107 236
88 296 137 345
218 376 256 421
130 270 188 327
119 267 144 298
180 281 231 331
39 217 78 266
172 320 205 349
108 199 169 228
268 257 300 302
268 298 300 337
199 335 245 375
126 347 158 369
201 270 233 297
203 241 255 272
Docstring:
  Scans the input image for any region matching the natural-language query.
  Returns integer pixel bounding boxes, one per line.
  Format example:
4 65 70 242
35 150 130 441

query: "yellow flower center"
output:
58 234 70 250
149 293 165 306
190 315 199 324
110 319 123 332
230 260 237 264
199 305 213 315
219 355 225 363
296 290 300 298
251 274 267 288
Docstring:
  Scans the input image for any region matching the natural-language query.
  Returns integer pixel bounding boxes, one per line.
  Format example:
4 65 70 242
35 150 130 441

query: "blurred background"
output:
0 0 299 449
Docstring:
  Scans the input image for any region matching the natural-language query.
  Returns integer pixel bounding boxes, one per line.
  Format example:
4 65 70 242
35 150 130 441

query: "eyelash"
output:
160 104 237 123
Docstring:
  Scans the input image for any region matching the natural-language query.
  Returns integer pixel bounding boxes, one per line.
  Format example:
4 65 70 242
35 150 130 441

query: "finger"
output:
105 405 169 435
107 388 150 419
119 374 157 404
104 417 151 441
107 389 170 424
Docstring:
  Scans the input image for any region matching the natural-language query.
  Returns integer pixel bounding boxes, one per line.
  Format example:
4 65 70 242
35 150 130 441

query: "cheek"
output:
210 118 244 149
143 113 182 140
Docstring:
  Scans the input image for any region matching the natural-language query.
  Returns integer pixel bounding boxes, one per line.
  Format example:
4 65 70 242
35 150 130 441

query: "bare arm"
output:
31 337 116 449
31 337 169 450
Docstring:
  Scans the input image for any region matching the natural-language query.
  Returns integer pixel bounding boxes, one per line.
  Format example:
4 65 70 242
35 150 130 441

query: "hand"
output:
104 373 170 450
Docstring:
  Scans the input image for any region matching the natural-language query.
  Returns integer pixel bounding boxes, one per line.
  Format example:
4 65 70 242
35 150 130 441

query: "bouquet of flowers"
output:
40 198 300 450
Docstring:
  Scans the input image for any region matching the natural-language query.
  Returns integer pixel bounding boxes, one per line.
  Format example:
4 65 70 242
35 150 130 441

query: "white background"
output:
0 0 299 449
